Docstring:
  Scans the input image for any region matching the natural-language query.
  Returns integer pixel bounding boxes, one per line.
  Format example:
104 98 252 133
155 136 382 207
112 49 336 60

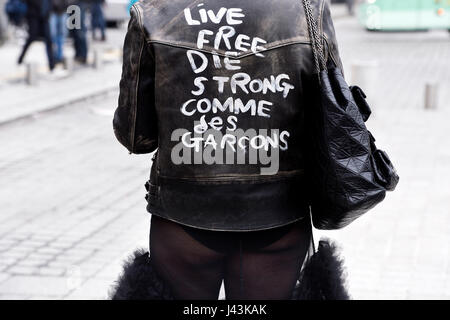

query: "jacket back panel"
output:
137 0 320 179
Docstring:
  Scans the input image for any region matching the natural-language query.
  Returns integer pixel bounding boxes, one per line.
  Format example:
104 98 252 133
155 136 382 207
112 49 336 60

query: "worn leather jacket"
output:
113 0 343 231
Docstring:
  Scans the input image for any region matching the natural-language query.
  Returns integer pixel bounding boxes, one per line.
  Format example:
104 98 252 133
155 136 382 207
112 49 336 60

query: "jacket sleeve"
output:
113 4 158 154
320 0 344 73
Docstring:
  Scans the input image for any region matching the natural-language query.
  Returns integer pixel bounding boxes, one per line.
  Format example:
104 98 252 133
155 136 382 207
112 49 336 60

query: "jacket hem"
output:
146 174 310 232
147 209 308 232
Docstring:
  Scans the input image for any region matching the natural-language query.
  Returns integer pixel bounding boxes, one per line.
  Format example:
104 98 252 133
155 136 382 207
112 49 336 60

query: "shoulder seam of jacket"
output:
146 38 312 59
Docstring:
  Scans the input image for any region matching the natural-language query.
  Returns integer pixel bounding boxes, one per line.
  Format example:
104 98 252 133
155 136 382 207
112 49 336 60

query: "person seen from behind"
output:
18 0 55 71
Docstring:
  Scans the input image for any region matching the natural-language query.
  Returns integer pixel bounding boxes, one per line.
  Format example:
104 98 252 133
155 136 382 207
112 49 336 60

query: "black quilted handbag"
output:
302 0 399 230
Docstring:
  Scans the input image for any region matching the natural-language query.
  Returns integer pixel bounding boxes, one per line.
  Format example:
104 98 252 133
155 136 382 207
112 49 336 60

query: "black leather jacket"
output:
113 0 343 231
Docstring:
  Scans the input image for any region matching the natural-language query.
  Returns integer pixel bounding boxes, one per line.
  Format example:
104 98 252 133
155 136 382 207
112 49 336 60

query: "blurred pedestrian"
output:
50 0 69 64
69 0 88 64
91 0 105 41
18 0 55 71
346 0 355 15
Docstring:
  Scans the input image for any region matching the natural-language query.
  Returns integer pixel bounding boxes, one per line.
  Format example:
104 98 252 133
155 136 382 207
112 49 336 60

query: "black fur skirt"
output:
109 238 350 300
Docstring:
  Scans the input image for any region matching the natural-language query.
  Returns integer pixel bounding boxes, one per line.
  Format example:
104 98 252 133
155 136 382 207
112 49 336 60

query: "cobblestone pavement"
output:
0 93 152 299
0 11 449 300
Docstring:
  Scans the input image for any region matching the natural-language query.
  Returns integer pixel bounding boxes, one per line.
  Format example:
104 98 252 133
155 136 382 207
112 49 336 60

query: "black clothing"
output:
149 214 312 299
113 0 343 232
18 0 54 70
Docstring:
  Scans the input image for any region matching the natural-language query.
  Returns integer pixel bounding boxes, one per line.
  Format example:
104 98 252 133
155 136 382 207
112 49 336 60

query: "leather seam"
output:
147 213 307 232
323 34 338 68
146 39 312 60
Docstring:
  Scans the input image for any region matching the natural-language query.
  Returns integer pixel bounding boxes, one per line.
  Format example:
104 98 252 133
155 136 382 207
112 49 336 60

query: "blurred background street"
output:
0 1 449 299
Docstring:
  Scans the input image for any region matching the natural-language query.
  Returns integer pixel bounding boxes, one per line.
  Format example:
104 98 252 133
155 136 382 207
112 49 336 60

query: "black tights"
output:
149 215 312 300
